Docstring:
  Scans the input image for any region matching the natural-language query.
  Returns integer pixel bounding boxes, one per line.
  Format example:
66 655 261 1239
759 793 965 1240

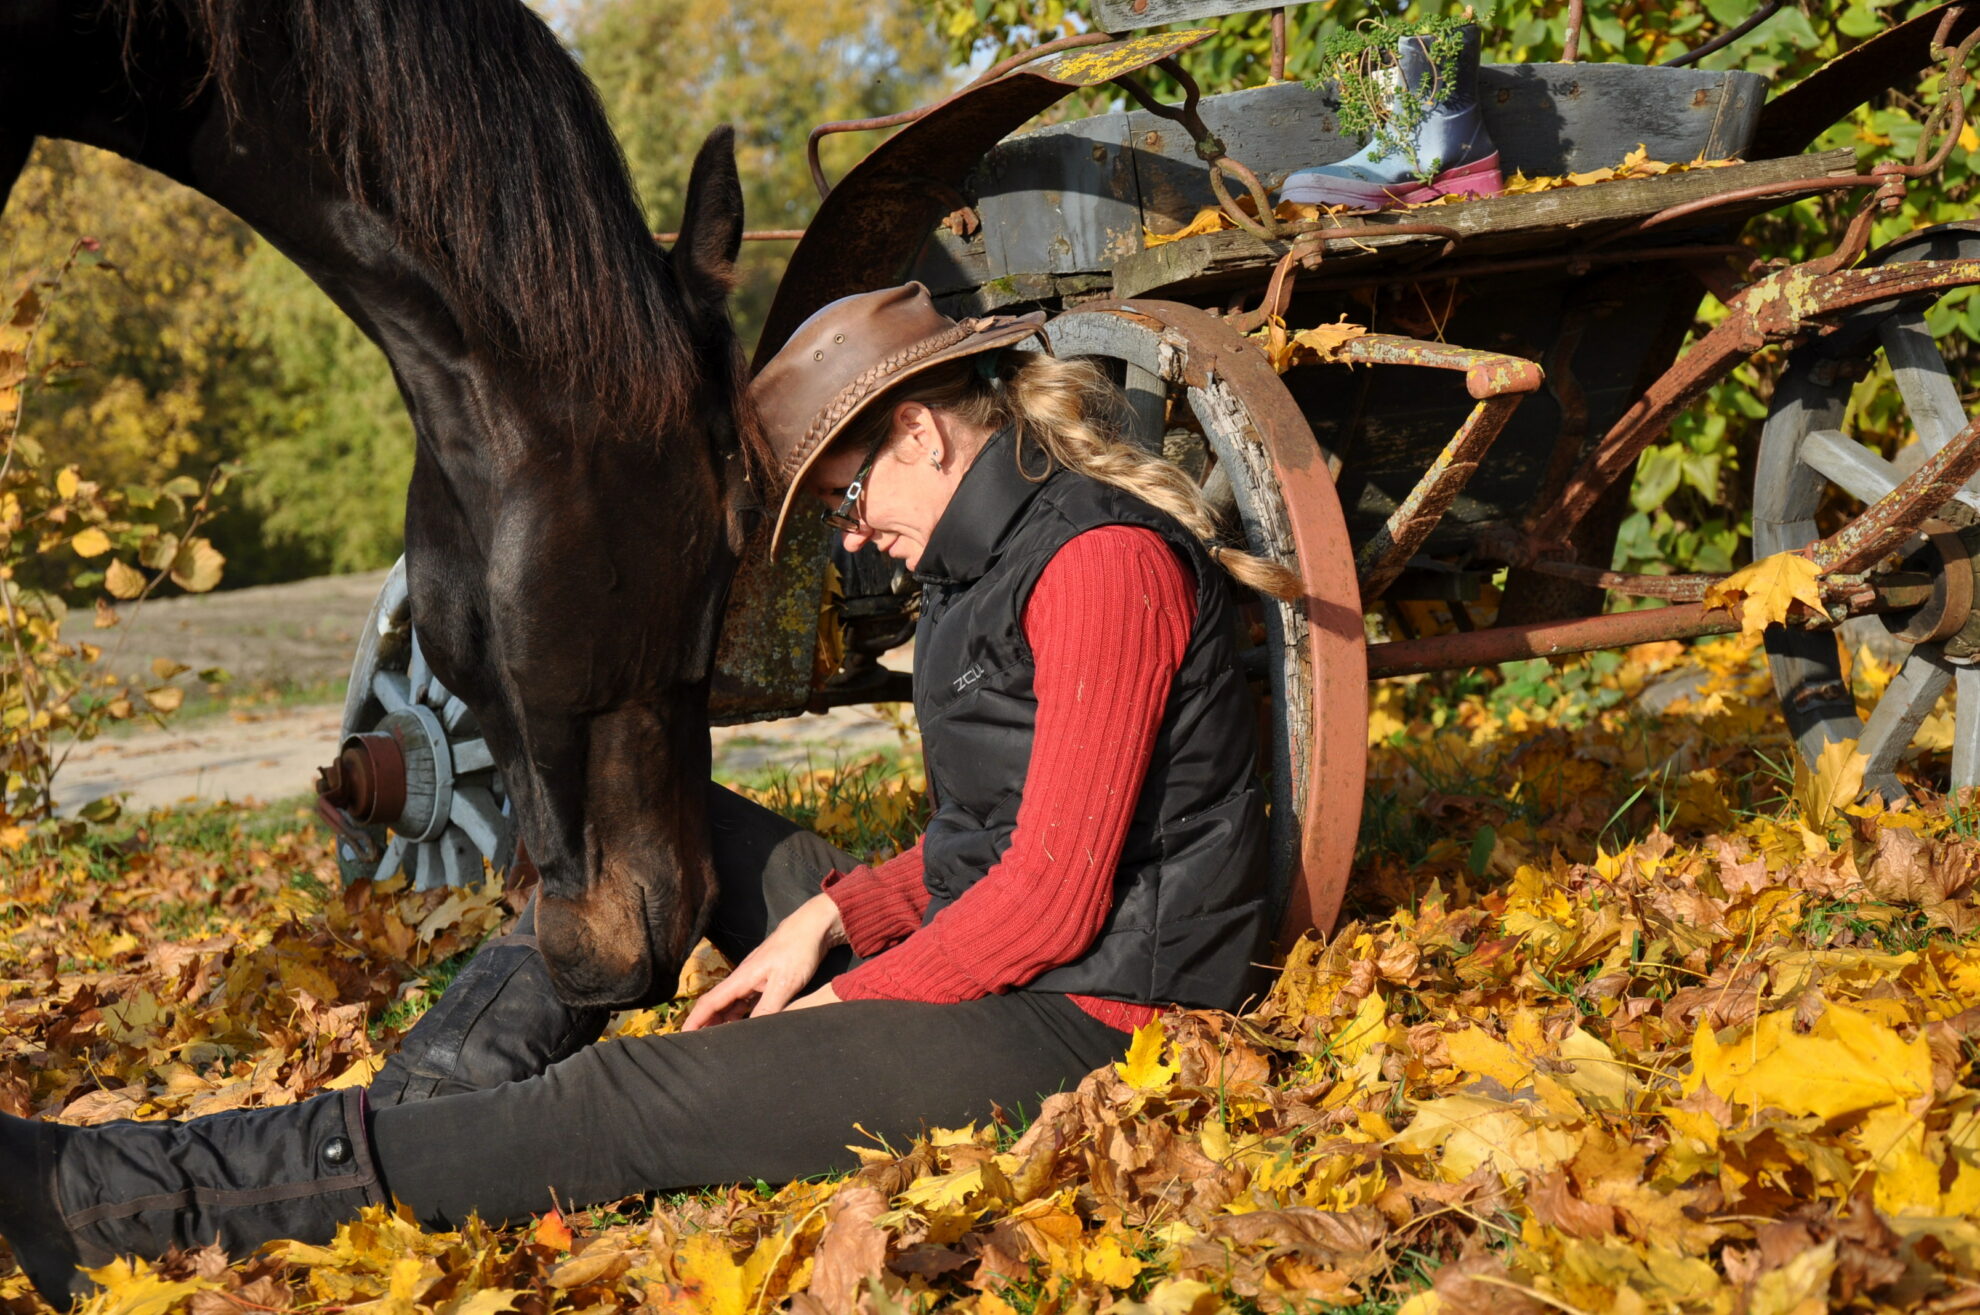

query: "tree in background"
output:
0 0 948 588
573 0 949 345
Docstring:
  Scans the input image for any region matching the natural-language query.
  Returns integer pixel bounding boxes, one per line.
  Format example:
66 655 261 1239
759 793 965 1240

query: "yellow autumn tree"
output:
575 0 952 351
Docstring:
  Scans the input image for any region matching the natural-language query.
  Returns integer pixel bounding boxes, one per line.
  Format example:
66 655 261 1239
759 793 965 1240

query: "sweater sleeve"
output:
821 839 930 958
830 525 1195 1004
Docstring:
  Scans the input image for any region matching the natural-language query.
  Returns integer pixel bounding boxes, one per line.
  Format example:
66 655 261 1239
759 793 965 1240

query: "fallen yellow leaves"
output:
1143 147 1737 245
13 634 1980 1312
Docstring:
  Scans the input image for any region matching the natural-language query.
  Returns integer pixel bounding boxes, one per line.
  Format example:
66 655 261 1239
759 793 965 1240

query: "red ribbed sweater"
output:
821 524 1199 1032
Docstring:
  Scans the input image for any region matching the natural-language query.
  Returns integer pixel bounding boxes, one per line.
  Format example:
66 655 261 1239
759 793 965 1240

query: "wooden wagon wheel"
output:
1043 300 1368 943
1758 223 1980 800
323 556 516 887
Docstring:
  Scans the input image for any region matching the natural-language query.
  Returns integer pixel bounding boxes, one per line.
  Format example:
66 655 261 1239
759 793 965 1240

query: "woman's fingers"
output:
747 970 807 1020
682 968 759 1031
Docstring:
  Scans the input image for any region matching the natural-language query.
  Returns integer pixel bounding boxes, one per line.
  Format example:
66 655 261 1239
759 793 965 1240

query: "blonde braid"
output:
1001 356 1302 601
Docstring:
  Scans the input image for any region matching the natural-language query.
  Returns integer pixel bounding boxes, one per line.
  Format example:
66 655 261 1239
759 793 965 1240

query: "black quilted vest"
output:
911 429 1272 1011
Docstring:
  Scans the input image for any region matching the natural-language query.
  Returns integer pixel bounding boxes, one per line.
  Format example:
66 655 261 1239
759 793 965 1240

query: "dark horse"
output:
0 0 769 1008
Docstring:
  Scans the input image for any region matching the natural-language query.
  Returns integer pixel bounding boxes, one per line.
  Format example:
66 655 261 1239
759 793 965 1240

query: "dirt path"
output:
51 571 912 815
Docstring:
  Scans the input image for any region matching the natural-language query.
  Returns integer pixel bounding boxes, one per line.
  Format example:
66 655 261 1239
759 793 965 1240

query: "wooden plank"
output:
1129 66 1770 233
954 64 1767 290
1093 0 1315 34
1108 148 1857 301
977 115 1143 279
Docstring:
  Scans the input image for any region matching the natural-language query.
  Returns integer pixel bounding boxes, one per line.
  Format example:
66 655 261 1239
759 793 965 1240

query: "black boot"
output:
368 899 608 1106
0 1088 383 1307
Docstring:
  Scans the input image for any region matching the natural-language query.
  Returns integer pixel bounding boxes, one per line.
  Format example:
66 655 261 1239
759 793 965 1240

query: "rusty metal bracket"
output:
1338 335 1545 601
1808 410 1980 574
1224 248 1303 334
1365 574 1937 679
1114 59 1281 241
1521 256 1980 559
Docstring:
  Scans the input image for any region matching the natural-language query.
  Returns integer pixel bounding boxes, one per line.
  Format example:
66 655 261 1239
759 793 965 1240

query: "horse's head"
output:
395 130 758 1011
2 0 766 1009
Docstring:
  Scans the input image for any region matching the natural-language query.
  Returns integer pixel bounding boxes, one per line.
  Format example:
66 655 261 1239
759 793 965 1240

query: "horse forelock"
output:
105 0 719 447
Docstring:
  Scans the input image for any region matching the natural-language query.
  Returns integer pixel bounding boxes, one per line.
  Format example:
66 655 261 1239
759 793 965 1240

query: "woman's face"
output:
806 401 983 571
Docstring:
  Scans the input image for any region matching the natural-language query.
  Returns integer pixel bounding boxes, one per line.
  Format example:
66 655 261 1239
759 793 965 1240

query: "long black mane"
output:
110 0 710 441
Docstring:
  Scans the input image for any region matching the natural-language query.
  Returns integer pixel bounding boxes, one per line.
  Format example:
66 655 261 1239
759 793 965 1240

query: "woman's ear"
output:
890 402 938 460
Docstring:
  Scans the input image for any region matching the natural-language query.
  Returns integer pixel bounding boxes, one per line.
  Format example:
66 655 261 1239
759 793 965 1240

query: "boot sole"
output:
1280 153 1503 210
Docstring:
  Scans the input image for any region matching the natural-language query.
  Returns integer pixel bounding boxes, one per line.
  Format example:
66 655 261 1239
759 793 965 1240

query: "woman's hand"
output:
681 893 847 1031
786 983 841 1012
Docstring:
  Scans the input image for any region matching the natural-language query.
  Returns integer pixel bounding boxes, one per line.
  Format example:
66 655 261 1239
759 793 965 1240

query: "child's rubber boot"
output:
1281 23 1502 210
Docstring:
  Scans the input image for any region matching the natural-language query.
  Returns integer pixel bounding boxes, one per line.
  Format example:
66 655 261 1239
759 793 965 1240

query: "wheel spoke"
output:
1859 646 1953 797
371 835 408 884
437 831 482 888
440 694 470 732
410 842 441 892
1801 428 1980 522
449 785 508 859
1955 665 1980 794
408 632 432 705
372 670 411 714
451 738 495 775
1800 429 1900 505
1119 360 1167 455
1880 310 1968 455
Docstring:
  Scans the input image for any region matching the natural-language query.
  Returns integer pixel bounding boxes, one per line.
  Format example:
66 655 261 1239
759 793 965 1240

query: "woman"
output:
0 283 1296 1305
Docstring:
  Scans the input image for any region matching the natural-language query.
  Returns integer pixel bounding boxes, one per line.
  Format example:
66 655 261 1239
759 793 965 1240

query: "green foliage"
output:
573 0 950 352
231 247 414 575
0 246 229 832
1312 15 1471 183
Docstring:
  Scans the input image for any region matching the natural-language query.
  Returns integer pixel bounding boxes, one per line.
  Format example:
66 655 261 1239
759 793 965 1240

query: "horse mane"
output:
111 0 761 457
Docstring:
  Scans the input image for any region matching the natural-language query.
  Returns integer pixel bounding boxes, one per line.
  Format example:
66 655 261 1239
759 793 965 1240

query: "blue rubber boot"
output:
1282 23 1501 210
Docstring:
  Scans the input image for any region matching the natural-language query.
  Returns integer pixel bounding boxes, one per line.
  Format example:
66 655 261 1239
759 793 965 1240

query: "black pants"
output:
370 786 1129 1228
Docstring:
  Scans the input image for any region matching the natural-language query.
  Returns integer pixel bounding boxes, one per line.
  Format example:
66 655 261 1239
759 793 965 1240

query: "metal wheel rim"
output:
1044 300 1367 942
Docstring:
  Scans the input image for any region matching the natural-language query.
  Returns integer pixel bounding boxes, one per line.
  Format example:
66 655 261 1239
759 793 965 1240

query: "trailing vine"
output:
1312 14 1473 183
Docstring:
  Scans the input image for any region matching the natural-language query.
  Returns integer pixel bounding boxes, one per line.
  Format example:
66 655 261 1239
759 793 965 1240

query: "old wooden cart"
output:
319 2 1980 950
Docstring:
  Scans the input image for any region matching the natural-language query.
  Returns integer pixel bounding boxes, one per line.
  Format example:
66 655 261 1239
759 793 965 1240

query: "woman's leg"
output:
702 783 862 985
373 784 857 1105
0 1090 383 1306
372 993 1126 1229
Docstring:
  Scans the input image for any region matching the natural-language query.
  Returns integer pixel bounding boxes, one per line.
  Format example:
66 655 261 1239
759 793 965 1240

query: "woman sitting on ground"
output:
0 283 1299 1306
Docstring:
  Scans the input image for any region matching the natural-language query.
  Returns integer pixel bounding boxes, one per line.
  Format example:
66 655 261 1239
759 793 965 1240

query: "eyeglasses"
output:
819 435 889 533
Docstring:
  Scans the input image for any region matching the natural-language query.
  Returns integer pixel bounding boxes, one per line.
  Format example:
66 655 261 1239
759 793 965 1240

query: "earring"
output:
928 450 943 469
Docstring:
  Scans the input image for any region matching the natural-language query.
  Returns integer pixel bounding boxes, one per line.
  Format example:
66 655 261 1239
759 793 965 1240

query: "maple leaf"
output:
532 1210 573 1252
79 1258 222 1315
1116 1018 1178 1090
1688 1001 1931 1122
1703 552 1827 635
1793 737 1869 829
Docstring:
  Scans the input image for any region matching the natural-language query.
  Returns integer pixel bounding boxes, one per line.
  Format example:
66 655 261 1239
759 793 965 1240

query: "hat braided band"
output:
780 320 994 480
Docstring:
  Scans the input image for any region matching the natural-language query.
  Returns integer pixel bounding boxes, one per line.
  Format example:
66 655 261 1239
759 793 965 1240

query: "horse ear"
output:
674 125 744 314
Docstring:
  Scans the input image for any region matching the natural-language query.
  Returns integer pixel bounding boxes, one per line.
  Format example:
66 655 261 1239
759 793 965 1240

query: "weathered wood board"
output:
1107 147 1858 301
939 62 1773 308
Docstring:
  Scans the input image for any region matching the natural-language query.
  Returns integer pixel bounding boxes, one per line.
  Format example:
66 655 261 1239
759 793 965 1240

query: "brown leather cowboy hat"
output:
752 282 1045 554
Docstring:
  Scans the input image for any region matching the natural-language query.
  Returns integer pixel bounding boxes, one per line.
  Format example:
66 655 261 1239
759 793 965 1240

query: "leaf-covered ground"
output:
7 635 1980 1315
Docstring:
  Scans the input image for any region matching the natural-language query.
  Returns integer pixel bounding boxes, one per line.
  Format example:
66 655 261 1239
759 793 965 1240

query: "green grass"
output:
372 945 479 1037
